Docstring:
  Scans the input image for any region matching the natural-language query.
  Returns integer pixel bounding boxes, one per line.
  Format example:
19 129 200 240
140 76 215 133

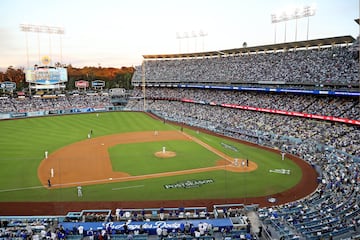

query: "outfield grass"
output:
0 112 301 201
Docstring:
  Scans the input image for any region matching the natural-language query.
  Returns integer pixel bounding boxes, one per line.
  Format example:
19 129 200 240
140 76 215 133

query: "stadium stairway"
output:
247 211 261 237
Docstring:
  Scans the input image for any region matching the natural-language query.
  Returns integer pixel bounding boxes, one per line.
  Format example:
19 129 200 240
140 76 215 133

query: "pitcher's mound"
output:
155 151 176 158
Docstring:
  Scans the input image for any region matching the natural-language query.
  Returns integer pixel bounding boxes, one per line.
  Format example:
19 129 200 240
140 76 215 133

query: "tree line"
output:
0 65 135 91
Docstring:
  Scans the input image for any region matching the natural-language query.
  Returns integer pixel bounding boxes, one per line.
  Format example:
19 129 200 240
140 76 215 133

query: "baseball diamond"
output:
37 130 259 188
0 112 318 216
0 3 359 238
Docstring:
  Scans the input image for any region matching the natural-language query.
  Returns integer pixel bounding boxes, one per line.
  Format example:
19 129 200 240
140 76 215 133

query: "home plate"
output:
101 143 105 145
109 178 113 180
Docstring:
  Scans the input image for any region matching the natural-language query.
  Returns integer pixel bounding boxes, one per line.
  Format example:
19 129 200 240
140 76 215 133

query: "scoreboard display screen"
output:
25 67 68 84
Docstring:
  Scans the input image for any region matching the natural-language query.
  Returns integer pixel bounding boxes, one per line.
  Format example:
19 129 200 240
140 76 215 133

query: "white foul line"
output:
112 185 144 191
0 185 44 193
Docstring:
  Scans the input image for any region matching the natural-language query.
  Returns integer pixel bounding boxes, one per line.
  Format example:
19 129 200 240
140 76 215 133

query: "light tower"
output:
271 5 316 43
176 30 208 53
176 32 183 53
303 5 317 40
198 30 208 52
20 24 65 68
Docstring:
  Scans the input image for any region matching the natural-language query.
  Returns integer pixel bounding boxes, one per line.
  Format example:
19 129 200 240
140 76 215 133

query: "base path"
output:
2 128 318 215
38 130 256 189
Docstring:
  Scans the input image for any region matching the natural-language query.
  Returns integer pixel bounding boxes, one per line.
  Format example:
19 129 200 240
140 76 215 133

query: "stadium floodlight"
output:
271 14 279 23
191 31 198 51
20 24 65 67
191 30 198 38
176 30 207 53
293 7 301 41
280 12 289 42
176 32 182 53
198 30 208 52
20 24 65 34
176 31 190 52
271 14 279 43
303 5 316 40
271 4 316 43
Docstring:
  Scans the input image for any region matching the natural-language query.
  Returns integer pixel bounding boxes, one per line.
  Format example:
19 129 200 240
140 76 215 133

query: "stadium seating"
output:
132 45 359 87
1 37 359 240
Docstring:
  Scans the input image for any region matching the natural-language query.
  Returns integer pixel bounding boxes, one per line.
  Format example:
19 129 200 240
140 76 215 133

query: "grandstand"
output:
127 35 360 239
0 25 359 240
132 36 358 90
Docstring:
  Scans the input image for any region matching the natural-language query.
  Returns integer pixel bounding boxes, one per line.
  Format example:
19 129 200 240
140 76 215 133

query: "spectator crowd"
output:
132 45 358 86
126 87 359 239
0 94 112 113
0 40 359 240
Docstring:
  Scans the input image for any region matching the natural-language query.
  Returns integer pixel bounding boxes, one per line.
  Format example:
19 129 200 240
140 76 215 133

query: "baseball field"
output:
0 111 318 215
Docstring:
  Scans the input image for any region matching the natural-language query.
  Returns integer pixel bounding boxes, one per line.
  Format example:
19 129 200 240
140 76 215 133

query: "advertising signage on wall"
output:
0 81 16 90
92 80 105 87
220 103 360 125
75 80 89 88
177 84 360 97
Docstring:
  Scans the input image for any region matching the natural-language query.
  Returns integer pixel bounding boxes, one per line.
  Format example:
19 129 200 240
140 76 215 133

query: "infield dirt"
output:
38 130 257 188
0 129 318 215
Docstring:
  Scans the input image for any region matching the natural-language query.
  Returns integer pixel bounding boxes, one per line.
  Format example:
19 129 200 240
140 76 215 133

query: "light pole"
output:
199 30 208 52
281 11 289 42
20 24 65 66
141 60 146 111
176 30 207 53
303 5 316 40
176 32 182 53
271 14 278 44
191 30 198 52
293 7 301 41
271 5 316 43
183 32 190 52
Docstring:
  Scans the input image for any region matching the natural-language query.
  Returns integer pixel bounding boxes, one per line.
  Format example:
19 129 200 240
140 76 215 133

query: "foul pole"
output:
141 60 146 111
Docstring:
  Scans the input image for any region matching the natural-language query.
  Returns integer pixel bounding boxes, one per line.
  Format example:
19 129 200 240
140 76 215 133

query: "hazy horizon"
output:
0 0 358 70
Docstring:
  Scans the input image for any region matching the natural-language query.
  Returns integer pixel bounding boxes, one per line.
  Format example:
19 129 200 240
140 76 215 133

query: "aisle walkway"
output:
247 211 262 237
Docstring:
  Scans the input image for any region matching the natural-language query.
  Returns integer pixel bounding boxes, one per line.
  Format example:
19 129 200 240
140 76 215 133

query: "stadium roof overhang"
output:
142 35 355 60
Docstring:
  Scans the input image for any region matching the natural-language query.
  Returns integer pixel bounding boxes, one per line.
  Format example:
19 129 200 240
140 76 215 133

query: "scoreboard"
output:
25 67 68 84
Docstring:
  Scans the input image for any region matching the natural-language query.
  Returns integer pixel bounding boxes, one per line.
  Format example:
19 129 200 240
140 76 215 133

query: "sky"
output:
0 0 358 70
